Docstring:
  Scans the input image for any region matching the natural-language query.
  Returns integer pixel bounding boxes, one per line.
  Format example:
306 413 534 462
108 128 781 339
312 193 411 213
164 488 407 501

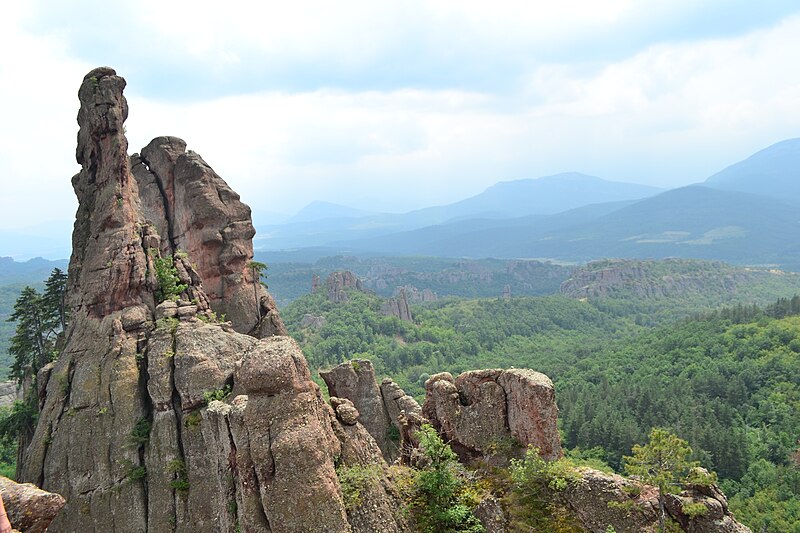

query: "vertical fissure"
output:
167 328 187 527
139 154 178 253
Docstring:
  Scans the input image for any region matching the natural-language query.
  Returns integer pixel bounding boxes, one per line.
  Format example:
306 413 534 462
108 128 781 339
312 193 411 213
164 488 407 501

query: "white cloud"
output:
2 2 800 234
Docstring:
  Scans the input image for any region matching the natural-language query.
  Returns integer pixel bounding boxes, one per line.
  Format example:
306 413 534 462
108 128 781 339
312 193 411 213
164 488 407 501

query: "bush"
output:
336 464 382 512
411 424 485 533
153 254 187 302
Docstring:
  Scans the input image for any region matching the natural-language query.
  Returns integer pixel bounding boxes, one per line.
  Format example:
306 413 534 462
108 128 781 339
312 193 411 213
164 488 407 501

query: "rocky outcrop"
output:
381 288 413 322
0 476 65 533
321 360 396 460
665 469 751 533
556 468 751 533
329 398 411 532
299 313 326 330
0 382 20 408
326 271 363 303
131 136 285 337
320 361 423 464
17 67 384 533
397 286 437 303
560 258 753 299
380 378 422 428
422 369 561 462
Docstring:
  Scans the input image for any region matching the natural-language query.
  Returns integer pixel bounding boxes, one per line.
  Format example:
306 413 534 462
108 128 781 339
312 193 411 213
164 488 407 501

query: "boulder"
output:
422 369 561 462
0 476 65 533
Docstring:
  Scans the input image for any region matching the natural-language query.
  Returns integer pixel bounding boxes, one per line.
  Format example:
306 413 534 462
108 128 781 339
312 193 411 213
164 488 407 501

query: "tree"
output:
624 427 696 532
7 287 55 385
248 260 268 320
42 268 68 331
412 424 484 533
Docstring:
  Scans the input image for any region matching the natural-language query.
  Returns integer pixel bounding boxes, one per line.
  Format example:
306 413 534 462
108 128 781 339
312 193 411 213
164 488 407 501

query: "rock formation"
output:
560 258 752 299
320 360 422 463
396 286 437 303
299 313 326 330
0 476 65 533
326 271 363 303
18 67 402 533
131 136 285 337
422 369 561 462
555 467 751 533
0 381 20 408
381 288 413 322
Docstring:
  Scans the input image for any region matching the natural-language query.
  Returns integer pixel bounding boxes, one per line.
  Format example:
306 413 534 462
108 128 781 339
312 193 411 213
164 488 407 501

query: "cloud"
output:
2 2 800 233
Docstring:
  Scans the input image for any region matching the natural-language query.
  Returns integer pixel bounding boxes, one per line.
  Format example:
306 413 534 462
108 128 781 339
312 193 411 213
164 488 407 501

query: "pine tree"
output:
624 428 696 532
42 268 68 331
7 287 54 384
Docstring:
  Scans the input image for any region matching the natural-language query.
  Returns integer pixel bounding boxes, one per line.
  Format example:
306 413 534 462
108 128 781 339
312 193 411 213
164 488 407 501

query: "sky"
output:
1 0 800 233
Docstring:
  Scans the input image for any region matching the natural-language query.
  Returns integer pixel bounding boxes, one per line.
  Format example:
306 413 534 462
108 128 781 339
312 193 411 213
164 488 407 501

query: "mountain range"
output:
251 138 800 270
3 138 799 269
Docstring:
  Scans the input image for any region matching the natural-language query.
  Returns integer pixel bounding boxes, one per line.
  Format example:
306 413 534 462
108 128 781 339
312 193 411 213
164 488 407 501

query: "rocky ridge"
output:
561 258 759 299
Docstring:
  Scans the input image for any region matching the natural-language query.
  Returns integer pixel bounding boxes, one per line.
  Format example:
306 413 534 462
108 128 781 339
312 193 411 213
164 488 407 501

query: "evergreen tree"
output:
42 268 68 331
7 287 54 384
624 428 697 532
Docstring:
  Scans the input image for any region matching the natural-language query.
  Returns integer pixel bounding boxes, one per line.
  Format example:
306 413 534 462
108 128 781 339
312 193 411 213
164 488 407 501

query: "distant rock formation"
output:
423 369 561 462
299 313 326 330
381 288 413 322
397 285 437 303
0 476 65 533
502 284 511 299
311 273 321 292
326 271 363 303
560 258 752 299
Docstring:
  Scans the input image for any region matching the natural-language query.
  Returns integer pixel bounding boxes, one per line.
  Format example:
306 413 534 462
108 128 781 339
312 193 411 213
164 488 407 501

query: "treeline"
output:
283 290 800 531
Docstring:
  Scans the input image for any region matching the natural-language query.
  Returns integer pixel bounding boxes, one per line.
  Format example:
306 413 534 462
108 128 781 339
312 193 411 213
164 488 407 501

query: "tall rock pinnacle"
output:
18 68 409 532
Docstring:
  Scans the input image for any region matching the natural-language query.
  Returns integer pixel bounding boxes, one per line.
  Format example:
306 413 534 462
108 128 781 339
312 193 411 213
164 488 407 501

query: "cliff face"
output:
19 68 401 533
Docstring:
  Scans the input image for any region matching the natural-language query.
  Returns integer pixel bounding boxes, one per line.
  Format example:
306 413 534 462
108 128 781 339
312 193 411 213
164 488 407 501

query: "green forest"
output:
2 259 799 530
282 288 800 531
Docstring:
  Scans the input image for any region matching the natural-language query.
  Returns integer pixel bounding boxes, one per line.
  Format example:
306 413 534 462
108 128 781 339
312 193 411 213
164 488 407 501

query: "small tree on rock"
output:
624 427 696 532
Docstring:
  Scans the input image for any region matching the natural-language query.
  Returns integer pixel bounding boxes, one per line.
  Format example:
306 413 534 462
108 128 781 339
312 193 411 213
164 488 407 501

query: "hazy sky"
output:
1 0 799 230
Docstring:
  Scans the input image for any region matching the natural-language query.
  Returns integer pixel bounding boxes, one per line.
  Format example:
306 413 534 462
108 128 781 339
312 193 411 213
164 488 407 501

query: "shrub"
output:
411 424 485 533
153 254 187 302
336 464 382 511
128 417 151 447
203 385 232 404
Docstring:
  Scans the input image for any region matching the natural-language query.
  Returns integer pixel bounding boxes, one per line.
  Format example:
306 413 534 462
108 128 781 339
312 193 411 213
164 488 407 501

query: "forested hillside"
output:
283 290 800 531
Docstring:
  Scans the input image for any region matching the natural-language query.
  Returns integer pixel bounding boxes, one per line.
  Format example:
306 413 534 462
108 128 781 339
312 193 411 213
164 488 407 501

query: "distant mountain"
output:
0 224 72 260
333 186 800 270
288 201 378 223
254 174 659 251
705 138 800 202
0 256 69 285
409 172 661 220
